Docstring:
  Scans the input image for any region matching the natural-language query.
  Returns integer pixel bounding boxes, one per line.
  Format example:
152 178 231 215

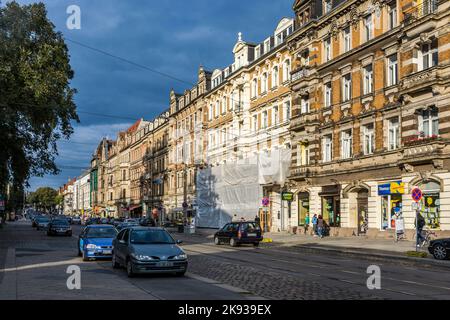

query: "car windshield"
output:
52 221 69 226
86 227 117 238
130 230 175 245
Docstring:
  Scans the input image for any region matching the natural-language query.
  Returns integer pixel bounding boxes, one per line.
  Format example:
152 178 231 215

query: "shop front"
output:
417 180 441 230
297 192 310 227
320 185 341 227
378 181 404 230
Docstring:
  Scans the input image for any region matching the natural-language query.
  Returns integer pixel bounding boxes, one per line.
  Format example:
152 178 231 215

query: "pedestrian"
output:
312 214 318 236
255 214 261 226
317 215 324 238
304 213 310 235
416 213 426 247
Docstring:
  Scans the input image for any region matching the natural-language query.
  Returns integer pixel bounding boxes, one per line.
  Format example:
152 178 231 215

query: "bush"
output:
406 251 428 258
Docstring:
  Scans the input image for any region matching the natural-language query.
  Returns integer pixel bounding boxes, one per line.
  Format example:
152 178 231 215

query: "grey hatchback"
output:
112 227 187 277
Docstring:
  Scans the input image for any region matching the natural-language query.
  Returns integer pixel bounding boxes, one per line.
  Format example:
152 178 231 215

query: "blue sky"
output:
18 0 294 191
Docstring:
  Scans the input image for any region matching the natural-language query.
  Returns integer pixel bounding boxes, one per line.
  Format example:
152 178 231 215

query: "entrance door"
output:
357 191 369 235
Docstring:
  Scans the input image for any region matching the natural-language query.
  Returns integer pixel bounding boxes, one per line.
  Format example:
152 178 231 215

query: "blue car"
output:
78 225 118 261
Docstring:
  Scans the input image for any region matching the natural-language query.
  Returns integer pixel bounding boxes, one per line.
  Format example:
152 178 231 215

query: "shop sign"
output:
378 182 404 195
282 192 294 202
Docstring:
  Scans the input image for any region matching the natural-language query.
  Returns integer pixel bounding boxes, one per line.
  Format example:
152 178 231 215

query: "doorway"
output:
357 191 369 235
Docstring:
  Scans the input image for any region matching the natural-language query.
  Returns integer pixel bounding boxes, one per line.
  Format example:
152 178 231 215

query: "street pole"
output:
416 207 420 252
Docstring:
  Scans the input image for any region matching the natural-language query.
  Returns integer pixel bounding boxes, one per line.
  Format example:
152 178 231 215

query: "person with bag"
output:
317 215 324 238
312 214 318 237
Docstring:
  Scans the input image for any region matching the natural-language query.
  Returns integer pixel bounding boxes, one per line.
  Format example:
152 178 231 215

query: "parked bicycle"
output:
414 230 437 248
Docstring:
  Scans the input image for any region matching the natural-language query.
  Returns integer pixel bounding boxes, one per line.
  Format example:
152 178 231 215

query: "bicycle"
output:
415 230 437 248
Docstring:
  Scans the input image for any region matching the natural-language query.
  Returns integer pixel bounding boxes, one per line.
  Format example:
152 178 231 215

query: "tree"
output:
32 187 58 211
0 1 79 195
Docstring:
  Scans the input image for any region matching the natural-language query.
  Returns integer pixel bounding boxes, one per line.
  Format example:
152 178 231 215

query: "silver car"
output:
112 227 187 277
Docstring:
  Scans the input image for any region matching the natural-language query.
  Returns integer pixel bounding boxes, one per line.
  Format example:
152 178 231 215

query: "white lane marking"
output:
340 270 360 275
0 258 87 272
383 277 450 291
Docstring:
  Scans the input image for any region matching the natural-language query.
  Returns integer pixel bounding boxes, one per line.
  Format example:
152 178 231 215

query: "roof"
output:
127 119 142 133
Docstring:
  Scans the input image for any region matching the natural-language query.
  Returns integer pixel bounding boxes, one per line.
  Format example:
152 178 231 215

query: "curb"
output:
279 243 450 269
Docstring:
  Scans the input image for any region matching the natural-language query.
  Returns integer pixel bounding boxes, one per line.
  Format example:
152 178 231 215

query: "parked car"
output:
78 225 118 261
100 218 111 225
35 216 50 231
116 221 140 231
86 217 101 226
139 218 156 227
72 216 81 225
112 227 187 277
428 238 450 260
47 220 72 237
113 218 124 227
214 221 263 247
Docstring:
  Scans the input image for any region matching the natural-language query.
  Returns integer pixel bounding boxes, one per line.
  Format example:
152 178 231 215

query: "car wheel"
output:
230 238 238 247
126 260 135 278
112 253 120 269
253 242 260 247
214 236 221 245
433 244 448 260
82 251 89 262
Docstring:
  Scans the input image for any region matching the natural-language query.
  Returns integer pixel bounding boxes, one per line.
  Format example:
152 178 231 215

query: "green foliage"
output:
0 1 79 193
28 187 58 210
406 251 428 258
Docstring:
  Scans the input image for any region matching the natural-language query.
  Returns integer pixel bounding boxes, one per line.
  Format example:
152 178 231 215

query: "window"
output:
208 104 213 121
388 2 398 29
262 111 268 129
388 117 400 150
215 101 220 118
363 64 373 95
253 115 258 132
364 14 373 41
324 37 332 62
341 130 352 159
324 0 332 14
261 73 268 93
283 60 291 82
322 134 333 162
222 97 227 114
252 78 257 98
273 106 279 125
363 124 375 155
297 143 310 166
272 66 279 88
284 100 291 121
301 96 310 114
324 82 332 108
387 54 398 86
419 40 438 71
342 74 352 102
343 26 351 53
419 108 439 137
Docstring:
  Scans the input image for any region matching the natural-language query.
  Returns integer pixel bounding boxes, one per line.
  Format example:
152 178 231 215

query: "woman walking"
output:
317 215 324 238
304 213 310 235
312 214 318 236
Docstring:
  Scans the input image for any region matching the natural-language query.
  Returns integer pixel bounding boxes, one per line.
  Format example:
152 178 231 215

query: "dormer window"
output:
324 0 332 14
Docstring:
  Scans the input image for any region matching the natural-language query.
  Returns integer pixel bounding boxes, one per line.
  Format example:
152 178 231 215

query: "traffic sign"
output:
411 187 423 203
262 197 270 207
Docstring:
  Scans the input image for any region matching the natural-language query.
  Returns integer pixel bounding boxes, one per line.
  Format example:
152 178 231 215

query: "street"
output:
1 220 450 300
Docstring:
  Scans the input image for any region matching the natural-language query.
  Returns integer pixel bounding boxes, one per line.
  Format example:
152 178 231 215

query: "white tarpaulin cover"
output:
196 147 291 228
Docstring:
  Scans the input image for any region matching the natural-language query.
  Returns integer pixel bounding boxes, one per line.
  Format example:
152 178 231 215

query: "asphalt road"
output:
1 220 450 300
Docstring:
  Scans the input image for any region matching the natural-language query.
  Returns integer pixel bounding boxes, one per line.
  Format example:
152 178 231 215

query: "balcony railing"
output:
404 0 437 25
291 67 310 82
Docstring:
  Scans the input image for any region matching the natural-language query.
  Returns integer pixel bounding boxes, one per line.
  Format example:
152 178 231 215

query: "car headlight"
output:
173 254 187 260
130 253 155 261
85 244 99 250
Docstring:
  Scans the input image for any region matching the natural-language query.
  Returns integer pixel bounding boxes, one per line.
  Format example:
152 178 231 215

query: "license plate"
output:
156 261 173 267
102 250 112 255
248 233 257 237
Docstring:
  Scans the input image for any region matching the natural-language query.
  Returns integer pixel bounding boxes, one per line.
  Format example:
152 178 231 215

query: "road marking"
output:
340 270 360 275
383 277 450 291
0 258 87 272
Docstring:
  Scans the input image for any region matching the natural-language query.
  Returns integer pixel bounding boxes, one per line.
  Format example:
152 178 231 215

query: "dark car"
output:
35 216 50 231
47 220 72 237
78 225 118 261
139 218 156 227
214 221 263 247
116 222 140 231
112 227 187 277
428 238 450 260
86 217 101 226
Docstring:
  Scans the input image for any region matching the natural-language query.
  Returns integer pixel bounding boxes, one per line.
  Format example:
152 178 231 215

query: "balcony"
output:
290 112 320 131
400 67 439 93
400 135 446 165
291 67 310 83
403 0 437 26
289 165 317 180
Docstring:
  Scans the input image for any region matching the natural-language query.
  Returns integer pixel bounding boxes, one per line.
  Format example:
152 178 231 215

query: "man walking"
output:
416 213 426 247
312 214 318 237
317 215 324 238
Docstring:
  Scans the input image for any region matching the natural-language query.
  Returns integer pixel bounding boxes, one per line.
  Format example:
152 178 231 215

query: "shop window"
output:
419 181 441 229
322 196 340 227
298 193 310 226
379 181 404 230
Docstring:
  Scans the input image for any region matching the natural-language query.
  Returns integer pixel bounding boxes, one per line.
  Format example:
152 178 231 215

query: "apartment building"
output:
288 0 450 237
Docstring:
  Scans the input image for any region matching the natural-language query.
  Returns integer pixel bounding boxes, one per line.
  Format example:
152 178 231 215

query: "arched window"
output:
261 73 268 93
252 78 258 98
283 60 291 82
272 66 279 88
